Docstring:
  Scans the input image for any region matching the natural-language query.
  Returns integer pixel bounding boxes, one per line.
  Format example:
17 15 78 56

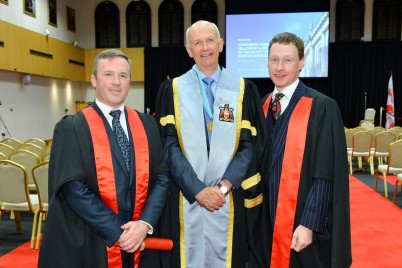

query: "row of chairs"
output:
0 137 51 161
346 127 402 175
346 126 402 203
1 148 44 192
0 160 49 249
0 136 50 249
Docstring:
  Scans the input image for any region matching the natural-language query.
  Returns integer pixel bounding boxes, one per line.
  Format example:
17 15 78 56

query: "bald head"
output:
186 20 220 46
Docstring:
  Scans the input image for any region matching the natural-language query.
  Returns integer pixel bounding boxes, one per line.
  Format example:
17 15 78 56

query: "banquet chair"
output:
388 127 402 137
0 152 6 160
360 121 375 130
31 160 49 249
366 127 382 136
0 143 14 158
374 126 386 131
9 150 40 192
0 160 39 243
345 129 354 152
394 173 402 203
369 131 396 169
1 137 22 150
345 127 362 152
19 143 43 160
354 126 366 132
348 131 373 174
24 138 46 151
375 140 402 198
363 108 375 123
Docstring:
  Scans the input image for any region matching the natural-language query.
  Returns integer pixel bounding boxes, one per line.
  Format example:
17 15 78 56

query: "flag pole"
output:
379 107 383 127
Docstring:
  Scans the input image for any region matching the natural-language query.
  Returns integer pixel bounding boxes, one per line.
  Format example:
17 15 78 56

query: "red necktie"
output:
271 93 284 121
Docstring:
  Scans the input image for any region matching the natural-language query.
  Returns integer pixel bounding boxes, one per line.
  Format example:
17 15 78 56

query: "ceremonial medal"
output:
208 120 213 132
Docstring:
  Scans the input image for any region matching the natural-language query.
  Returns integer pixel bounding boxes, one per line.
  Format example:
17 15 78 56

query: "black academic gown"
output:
254 83 352 268
38 105 170 268
155 77 267 268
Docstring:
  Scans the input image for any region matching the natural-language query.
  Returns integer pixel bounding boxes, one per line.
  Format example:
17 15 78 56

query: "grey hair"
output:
185 20 221 46
93 49 132 77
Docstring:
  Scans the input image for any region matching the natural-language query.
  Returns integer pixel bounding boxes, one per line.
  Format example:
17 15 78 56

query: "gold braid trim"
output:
244 194 263 208
241 173 261 190
159 115 175 126
241 120 257 136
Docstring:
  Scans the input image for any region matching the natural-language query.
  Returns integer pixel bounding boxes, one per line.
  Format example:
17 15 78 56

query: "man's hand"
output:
290 225 313 252
118 221 149 253
195 187 226 211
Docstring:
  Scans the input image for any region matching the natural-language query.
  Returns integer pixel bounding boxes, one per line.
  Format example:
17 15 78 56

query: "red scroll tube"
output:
144 238 173 251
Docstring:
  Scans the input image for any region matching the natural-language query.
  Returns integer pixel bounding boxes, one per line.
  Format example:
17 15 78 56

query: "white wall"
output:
0 70 145 141
0 70 86 141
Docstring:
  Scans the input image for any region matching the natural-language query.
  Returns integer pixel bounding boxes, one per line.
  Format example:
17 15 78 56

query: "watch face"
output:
220 185 228 195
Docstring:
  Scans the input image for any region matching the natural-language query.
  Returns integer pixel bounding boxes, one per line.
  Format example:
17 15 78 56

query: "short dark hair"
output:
93 49 131 77
269 32 304 60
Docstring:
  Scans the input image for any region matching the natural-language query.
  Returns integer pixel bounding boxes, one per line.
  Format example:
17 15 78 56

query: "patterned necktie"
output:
109 110 130 172
271 93 284 121
203 77 215 114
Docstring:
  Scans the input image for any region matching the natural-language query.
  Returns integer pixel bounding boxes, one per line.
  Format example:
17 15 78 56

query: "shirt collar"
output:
272 78 299 100
95 99 125 119
198 66 221 84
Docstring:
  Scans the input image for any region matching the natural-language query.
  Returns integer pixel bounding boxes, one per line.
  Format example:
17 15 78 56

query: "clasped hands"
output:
118 221 149 253
195 179 233 212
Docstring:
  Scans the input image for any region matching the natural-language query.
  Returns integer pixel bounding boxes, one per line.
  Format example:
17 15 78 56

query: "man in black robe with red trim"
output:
250 32 351 267
38 49 170 268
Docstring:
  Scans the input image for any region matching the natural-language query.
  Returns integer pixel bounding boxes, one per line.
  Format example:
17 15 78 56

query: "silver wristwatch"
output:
217 182 228 195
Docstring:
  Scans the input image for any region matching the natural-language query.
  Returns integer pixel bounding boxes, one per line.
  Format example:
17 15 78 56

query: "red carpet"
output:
349 175 402 268
0 241 38 268
1 175 401 267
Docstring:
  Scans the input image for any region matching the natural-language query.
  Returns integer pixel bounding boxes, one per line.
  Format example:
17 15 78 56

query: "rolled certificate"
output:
144 237 173 251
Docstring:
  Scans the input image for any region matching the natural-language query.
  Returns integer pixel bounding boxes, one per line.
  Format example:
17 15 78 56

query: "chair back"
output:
19 143 43 160
352 131 372 156
388 127 402 137
399 133 402 140
0 152 6 160
388 140 402 170
24 138 46 151
360 121 375 130
0 143 14 158
345 128 358 149
0 160 35 212
374 131 396 155
9 150 40 191
354 127 366 132
364 108 376 122
32 161 49 211
374 126 386 131
366 128 382 136
1 138 22 150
